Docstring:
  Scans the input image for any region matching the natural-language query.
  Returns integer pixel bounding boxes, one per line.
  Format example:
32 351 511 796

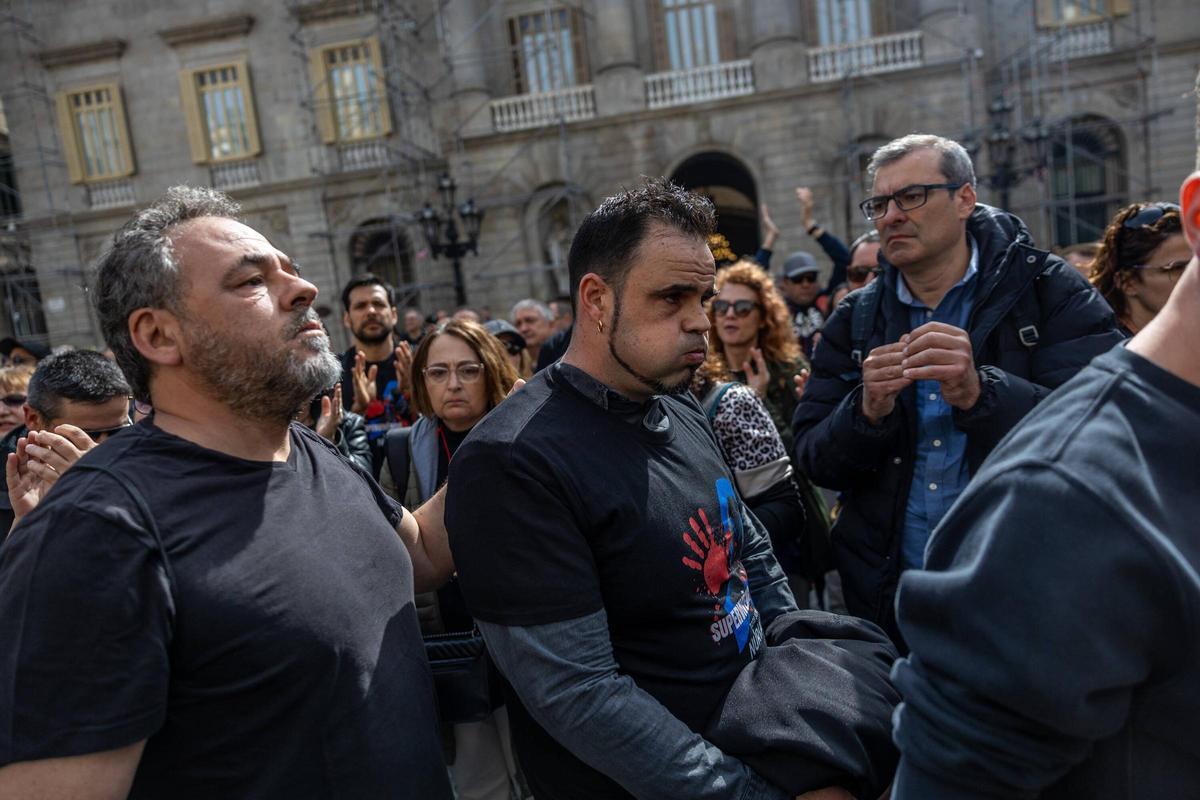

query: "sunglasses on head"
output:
711 299 762 318
1123 202 1180 229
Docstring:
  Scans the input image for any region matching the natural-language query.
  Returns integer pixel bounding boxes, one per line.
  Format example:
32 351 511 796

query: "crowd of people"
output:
0 132 1196 800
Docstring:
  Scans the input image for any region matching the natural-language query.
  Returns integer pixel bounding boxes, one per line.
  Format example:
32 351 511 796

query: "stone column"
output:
1195 68 1199 170
591 0 643 115
749 0 805 91
442 0 492 136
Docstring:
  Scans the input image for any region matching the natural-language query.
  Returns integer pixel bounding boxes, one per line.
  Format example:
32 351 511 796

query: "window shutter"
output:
178 68 210 164
110 86 136 178
367 37 393 137
308 46 337 144
236 59 263 158
570 7 590 83
1035 0 1059 27
871 0 893 37
507 17 526 94
648 0 669 71
804 0 821 46
1110 0 1131 15
54 90 85 184
717 3 736 62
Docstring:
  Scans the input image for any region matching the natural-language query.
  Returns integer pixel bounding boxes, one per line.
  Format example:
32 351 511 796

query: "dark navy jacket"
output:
791 204 1123 641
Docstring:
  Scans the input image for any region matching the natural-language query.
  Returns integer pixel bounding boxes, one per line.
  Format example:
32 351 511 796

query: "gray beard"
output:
187 308 342 425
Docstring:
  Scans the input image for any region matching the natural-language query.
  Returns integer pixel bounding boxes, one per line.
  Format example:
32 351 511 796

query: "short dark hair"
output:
341 273 396 312
27 349 131 421
92 185 241 403
567 177 716 309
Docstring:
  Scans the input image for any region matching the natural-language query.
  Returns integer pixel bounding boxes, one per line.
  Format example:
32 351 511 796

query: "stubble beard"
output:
187 307 343 425
607 292 698 397
354 319 392 345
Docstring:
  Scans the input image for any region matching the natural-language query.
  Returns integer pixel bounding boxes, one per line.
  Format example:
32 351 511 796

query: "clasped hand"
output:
861 322 980 424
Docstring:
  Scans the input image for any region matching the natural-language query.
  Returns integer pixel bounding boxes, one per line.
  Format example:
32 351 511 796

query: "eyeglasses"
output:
711 299 762 317
423 363 485 384
1122 203 1180 229
131 399 153 416
1 393 26 407
1132 259 1189 278
859 183 965 221
82 419 132 442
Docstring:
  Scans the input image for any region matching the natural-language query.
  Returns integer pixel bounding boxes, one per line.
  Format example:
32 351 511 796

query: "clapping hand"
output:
350 351 378 414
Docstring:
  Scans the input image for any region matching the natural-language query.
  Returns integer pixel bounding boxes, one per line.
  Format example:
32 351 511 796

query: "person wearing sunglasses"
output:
380 319 521 800
778 253 826 359
1088 202 1188 338
0 365 35 440
792 133 1122 646
830 231 883 307
1 349 133 533
484 318 533 378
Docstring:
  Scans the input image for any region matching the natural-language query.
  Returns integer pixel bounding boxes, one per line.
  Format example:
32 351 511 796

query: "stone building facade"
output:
0 0 1197 350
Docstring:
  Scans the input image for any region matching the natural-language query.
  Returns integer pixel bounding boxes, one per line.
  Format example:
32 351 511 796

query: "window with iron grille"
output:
309 38 393 143
54 84 135 183
179 61 261 164
508 9 588 95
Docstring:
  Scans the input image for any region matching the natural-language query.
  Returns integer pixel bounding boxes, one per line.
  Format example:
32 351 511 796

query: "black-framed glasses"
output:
1 393 26 407
859 183 965 221
1132 259 1189 278
423 363 485 384
499 339 524 356
712 299 762 317
82 419 133 442
1122 203 1180 229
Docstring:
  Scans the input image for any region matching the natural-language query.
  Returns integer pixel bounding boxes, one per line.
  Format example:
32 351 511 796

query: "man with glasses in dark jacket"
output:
791 133 1122 644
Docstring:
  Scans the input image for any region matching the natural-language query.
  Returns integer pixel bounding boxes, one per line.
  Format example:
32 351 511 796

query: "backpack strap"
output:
702 382 738 423
849 279 884 366
1009 275 1042 348
384 426 414 499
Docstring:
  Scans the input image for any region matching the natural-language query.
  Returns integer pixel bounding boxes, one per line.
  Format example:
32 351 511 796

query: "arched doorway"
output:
670 152 758 260
348 218 416 305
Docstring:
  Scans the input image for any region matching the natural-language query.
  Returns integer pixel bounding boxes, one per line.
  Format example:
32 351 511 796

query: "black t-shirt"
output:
0 421 451 799
446 364 766 795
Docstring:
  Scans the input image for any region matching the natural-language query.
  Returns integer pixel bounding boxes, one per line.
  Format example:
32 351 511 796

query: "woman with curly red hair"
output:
1089 202 1189 337
701 259 808 449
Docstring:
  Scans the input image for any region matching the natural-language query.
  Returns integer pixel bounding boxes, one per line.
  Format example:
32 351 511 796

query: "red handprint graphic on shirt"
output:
681 508 731 596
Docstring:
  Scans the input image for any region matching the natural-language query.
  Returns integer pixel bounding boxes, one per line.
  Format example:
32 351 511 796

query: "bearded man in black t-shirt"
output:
0 187 454 798
447 179 896 800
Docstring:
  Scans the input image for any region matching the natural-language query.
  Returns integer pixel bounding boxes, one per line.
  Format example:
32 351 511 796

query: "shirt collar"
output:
553 362 671 431
896 233 979 308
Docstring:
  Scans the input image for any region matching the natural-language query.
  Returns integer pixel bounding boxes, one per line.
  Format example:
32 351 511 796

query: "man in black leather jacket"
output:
791 134 1122 643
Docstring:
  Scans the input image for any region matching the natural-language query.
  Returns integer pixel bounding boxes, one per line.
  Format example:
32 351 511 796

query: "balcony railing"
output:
211 159 261 190
645 60 754 110
338 139 392 171
490 85 597 133
808 31 924 83
1038 20 1113 61
87 179 135 210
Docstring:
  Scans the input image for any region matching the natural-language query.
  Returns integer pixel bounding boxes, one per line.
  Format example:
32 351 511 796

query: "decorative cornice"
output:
158 15 255 48
37 39 126 69
290 0 378 25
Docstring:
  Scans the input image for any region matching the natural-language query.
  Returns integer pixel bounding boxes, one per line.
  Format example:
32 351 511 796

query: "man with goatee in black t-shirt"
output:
447 179 897 800
0 187 454 799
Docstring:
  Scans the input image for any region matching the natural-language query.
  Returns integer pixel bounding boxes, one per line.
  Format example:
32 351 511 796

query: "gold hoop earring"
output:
597 319 605 334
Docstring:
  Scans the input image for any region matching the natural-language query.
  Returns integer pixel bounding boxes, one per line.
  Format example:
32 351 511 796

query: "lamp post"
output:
419 172 483 307
986 95 1052 212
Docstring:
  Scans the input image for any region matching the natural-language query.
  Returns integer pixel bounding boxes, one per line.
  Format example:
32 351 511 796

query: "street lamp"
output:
420 172 483 306
986 95 1053 212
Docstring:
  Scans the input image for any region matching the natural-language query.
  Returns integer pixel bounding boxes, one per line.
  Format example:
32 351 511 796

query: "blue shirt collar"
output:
896 233 979 308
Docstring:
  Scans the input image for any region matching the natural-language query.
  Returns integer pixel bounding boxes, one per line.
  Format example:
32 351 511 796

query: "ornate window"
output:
508 8 588 95
650 0 734 71
179 60 261 163
54 83 135 183
309 37 392 143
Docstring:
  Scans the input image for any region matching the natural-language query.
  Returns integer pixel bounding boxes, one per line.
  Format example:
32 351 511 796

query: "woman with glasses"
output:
0 365 35 440
1090 202 1188 337
381 319 521 800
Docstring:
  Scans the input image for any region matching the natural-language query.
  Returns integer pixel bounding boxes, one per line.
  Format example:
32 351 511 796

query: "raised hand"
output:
682 508 730 596
861 335 912 424
315 384 344 442
393 342 413 397
901 321 981 410
6 438 52 525
741 347 770 399
23 426 96 485
350 350 378 415
795 186 816 229
760 202 780 250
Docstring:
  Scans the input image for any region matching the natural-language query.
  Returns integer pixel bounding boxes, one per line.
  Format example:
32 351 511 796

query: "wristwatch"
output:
807 223 821 236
